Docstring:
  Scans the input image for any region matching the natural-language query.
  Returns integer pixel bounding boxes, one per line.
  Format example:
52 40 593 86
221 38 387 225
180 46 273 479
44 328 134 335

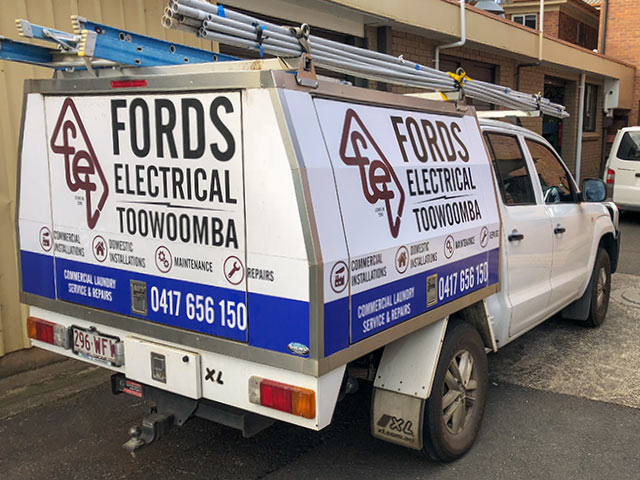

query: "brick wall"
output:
558 12 598 50
602 0 640 124
509 10 597 50
544 11 560 38
517 67 545 135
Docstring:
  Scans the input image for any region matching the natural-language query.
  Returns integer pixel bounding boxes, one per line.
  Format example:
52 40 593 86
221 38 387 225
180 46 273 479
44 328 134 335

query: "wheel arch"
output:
561 244 612 321
451 300 497 352
599 231 619 274
372 301 495 403
370 305 493 453
578 216 617 298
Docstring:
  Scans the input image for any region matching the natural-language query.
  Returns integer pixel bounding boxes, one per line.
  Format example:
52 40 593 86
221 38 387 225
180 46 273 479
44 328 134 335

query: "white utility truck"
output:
9 10 619 462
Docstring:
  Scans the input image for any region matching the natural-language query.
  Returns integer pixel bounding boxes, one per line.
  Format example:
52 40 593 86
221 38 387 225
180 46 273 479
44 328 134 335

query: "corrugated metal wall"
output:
0 0 216 356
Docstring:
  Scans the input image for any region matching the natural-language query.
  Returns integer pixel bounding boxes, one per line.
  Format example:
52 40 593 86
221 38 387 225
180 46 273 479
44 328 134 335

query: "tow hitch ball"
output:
123 412 175 455
112 373 187 455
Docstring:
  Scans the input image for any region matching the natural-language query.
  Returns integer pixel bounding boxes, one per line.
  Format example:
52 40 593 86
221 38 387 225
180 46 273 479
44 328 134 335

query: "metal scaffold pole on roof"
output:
161 0 569 118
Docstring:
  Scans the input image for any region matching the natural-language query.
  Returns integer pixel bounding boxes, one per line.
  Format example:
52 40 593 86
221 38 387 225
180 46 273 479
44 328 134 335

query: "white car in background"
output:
604 126 640 211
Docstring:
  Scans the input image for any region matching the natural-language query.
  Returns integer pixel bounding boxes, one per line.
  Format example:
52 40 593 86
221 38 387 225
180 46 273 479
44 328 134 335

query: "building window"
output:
576 23 583 45
583 84 598 132
512 14 537 30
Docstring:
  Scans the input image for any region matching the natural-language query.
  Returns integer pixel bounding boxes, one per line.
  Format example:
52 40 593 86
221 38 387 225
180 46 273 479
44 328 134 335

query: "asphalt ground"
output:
617 210 640 275
0 216 639 478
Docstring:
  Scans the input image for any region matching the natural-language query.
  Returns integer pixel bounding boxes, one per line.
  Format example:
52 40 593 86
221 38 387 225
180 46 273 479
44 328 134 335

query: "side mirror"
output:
582 178 607 202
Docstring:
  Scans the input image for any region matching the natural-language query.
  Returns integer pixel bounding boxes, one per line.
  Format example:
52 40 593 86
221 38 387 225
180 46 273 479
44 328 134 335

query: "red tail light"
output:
26 316 71 348
27 317 55 344
249 377 316 419
260 380 292 413
606 169 615 184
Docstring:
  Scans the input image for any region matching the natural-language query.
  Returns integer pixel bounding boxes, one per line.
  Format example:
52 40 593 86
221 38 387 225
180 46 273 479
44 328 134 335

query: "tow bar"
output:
123 412 175 454
112 373 275 455
112 373 197 455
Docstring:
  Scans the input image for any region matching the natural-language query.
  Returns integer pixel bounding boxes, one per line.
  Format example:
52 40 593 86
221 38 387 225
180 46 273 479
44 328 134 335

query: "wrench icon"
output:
227 261 241 279
223 256 244 285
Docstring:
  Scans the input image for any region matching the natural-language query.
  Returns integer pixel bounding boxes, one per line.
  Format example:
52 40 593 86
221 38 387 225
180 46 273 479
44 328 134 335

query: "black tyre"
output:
422 320 488 462
584 248 611 328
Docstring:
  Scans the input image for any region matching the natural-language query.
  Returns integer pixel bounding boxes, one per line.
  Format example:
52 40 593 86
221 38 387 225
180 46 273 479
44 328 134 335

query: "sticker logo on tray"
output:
339 108 405 238
50 98 109 229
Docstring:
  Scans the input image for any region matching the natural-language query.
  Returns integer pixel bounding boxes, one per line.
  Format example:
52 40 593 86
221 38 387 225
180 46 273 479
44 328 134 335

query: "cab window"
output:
484 132 536 206
524 139 575 204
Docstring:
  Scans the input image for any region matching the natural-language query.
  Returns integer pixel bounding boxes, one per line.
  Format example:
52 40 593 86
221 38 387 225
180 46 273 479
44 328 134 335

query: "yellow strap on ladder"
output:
447 70 472 88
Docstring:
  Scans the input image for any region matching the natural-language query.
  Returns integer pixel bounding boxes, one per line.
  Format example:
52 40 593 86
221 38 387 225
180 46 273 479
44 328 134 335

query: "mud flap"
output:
371 318 448 450
371 388 425 450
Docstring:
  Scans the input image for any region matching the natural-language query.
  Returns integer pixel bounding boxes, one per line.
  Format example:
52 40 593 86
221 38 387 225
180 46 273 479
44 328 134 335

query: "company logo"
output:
50 98 109 229
287 342 310 356
339 109 405 238
376 414 415 436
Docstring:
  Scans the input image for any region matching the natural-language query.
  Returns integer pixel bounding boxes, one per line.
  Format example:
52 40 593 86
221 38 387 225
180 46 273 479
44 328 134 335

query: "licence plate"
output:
72 327 121 365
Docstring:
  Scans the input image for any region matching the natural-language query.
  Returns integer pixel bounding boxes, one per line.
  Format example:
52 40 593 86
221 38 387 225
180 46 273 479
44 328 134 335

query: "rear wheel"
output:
422 320 488 462
584 248 611 328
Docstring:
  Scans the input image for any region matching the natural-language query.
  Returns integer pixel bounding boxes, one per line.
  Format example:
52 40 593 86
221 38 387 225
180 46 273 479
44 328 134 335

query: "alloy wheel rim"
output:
596 267 607 309
442 349 477 435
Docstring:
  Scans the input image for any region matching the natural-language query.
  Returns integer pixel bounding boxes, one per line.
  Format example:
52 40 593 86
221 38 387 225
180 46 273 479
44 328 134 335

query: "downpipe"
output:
435 0 466 70
576 72 586 183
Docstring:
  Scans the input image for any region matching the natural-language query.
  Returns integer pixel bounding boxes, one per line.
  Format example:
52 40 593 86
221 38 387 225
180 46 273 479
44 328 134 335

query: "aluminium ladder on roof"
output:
0 7 567 118
1 17 237 70
161 0 569 119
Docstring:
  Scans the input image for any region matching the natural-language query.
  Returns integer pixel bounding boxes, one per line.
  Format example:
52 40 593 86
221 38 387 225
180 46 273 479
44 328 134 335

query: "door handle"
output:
635 173 640 178
508 232 524 242
554 226 566 234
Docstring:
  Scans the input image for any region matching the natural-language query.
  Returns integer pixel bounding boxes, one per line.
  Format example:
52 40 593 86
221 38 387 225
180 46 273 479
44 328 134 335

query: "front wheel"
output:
584 248 611 328
422 320 488 462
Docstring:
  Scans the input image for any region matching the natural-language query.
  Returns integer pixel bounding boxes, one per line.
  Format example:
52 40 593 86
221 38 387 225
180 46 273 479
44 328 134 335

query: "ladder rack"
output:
162 0 569 119
1 17 236 70
0 6 569 119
